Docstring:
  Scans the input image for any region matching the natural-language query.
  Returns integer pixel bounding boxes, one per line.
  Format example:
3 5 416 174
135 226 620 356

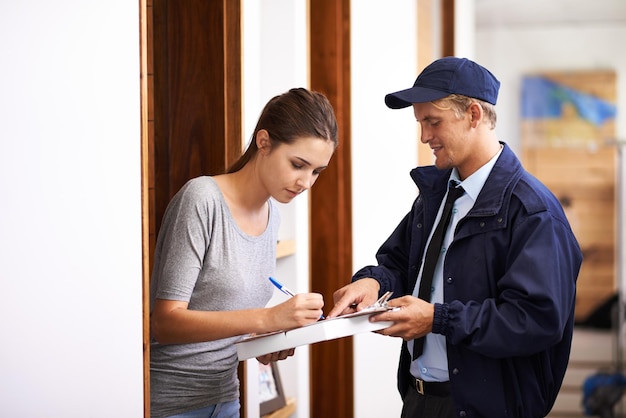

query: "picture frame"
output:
258 362 287 415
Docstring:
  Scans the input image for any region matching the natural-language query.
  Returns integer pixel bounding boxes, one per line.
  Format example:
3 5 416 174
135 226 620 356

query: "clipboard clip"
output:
370 291 393 309
348 290 393 311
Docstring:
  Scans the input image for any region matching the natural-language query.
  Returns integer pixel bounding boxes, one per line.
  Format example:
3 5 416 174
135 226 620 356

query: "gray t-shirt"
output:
149 176 278 417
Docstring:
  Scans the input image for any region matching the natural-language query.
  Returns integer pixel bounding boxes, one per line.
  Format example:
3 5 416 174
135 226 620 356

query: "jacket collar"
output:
410 142 523 216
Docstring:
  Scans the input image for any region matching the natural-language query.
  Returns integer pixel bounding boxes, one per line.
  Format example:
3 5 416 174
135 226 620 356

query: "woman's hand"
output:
256 348 296 365
267 293 324 331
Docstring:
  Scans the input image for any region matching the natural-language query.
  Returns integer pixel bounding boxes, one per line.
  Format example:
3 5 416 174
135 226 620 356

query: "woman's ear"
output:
256 129 271 153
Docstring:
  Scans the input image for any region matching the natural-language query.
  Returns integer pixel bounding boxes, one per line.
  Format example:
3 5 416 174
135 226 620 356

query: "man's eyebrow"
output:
416 115 438 122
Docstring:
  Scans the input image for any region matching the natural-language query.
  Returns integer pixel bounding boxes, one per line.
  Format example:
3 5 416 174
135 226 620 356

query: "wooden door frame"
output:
309 0 354 416
139 1 150 416
140 1 242 416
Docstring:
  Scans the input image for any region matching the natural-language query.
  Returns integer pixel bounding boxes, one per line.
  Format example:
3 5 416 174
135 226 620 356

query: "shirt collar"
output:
450 145 503 202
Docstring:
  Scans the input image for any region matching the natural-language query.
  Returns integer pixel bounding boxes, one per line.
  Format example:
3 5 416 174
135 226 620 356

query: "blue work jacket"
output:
353 144 582 417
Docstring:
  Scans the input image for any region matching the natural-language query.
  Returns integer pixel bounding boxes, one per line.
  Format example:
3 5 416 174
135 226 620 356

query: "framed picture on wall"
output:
520 70 617 323
259 362 286 415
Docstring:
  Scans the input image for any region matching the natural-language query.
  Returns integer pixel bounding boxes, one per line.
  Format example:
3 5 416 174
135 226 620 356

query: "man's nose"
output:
419 126 431 144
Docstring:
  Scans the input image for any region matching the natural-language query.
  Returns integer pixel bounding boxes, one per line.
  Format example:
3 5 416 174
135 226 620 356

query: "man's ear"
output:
256 129 271 153
469 102 483 128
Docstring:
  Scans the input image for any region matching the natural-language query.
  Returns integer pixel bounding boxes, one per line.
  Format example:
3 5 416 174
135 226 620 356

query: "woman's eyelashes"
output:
291 159 325 176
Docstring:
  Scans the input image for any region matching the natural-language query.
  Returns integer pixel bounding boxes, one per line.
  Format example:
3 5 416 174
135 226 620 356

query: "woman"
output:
150 88 338 418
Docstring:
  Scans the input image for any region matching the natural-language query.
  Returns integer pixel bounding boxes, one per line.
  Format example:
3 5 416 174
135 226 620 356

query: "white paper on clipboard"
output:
235 306 395 361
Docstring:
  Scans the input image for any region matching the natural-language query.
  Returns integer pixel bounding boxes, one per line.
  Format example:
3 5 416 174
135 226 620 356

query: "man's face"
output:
413 101 473 174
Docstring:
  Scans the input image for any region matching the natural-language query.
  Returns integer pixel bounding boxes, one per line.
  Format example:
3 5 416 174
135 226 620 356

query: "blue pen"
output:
269 277 325 319
269 276 295 297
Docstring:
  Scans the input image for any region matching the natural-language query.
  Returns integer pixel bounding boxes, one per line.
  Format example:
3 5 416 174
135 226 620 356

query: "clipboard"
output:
236 292 396 360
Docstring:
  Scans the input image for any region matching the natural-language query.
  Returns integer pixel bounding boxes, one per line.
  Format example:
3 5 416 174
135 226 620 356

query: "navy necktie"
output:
413 181 465 359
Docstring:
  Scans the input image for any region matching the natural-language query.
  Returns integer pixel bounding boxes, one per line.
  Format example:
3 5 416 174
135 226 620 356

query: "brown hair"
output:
228 88 338 173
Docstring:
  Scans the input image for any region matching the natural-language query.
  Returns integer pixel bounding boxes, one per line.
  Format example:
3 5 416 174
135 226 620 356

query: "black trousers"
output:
400 385 455 418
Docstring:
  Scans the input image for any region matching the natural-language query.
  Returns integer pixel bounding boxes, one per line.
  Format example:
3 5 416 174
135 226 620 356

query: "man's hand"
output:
369 295 434 341
327 278 380 318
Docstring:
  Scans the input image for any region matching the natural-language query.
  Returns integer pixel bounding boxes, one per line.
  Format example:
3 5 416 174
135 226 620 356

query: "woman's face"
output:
260 136 335 203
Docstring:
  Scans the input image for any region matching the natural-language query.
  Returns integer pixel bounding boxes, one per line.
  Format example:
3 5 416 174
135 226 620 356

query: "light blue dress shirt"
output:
409 147 503 382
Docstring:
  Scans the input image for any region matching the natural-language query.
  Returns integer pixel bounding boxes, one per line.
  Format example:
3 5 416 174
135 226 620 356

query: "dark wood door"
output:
309 1 354 417
145 1 242 416
152 0 242 230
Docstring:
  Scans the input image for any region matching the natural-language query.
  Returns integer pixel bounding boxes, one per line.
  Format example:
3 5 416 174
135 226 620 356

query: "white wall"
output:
454 0 475 58
0 1 144 417
351 1 419 417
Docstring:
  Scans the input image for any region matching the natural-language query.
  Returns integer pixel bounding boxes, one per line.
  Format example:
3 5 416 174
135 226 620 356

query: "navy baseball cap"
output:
385 57 500 109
